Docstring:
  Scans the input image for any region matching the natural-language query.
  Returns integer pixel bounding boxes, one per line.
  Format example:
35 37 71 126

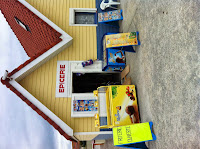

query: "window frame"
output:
69 8 97 26
71 93 98 117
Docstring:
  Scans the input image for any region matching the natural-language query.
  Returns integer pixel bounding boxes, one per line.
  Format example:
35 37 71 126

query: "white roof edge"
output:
10 80 74 137
12 38 72 80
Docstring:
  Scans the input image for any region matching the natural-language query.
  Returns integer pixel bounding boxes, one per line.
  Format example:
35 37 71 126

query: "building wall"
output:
19 0 98 133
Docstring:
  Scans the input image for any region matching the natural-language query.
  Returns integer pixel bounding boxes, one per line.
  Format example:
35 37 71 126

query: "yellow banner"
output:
113 122 153 145
105 32 138 48
111 85 140 126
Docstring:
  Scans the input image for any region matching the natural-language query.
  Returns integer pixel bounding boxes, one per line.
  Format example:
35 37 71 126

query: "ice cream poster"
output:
111 85 140 126
98 9 122 22
108 49 126 65
73 100 98 112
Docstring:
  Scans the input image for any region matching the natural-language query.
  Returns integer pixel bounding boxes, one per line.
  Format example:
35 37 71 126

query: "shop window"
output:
69 8 97 26
71 93 98 117
75 12 96 24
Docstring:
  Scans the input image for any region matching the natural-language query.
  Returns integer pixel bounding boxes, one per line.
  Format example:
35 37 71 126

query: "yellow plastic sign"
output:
105 32 138 48
111 85 140 127
113 122 153 146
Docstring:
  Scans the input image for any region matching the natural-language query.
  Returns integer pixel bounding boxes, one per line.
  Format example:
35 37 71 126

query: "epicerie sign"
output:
55 61 70 97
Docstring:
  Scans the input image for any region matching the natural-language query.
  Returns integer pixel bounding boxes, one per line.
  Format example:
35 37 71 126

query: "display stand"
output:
113 122 157 149
98 9 123 27
103 32 140 53
102 32 140 71
94 85 140 129
102 48 126 72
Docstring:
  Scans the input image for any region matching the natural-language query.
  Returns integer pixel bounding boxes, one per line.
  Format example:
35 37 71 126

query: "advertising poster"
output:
106 66 125 72
105 32 138 48
107 49 126 65
73 100 98 112
113 122 155 146
103 49 125 72
98 9 122 23
111 85 140 126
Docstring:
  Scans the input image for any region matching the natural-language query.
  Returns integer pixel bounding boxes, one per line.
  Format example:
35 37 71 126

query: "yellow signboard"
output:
111 85 140 127
105 32 139 48
94 85 140 128
113 122 154 146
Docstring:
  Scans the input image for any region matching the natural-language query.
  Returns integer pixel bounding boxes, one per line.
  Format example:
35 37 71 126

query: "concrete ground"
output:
101 0 200 149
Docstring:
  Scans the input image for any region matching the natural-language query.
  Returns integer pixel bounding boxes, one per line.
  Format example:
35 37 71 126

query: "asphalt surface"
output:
101 0 200 149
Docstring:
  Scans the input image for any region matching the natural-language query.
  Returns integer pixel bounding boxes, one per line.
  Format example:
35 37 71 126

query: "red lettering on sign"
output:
60 74 65 78
60 65 65 69
59 83 64 88
60 70 65 74
59 89 64 93
58 64 66 94
60 79 65 82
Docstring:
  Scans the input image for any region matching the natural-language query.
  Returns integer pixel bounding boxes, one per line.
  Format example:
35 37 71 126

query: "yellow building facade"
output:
19 0 99 140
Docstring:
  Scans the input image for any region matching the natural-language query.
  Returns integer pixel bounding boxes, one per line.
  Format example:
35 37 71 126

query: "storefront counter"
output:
94 85 140 129
102 48 126 72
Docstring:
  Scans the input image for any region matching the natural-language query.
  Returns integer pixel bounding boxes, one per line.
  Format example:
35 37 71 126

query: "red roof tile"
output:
0 0 62 58
0 0 78 145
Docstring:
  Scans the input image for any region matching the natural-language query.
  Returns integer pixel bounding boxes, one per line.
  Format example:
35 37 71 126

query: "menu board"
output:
73 100 98 112
98 10 122 23
105 32 138 48
113 122 155 146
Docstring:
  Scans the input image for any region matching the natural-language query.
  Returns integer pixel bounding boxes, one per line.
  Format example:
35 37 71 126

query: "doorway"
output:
72 72 121 93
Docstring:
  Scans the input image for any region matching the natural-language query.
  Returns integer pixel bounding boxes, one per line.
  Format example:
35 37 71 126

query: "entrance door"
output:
72 72 121 93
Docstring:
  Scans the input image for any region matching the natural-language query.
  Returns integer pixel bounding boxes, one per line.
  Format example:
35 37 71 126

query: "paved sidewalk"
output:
101 0 200 148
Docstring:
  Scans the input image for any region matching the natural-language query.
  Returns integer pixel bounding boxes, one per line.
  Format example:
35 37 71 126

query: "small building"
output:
0 0 120 148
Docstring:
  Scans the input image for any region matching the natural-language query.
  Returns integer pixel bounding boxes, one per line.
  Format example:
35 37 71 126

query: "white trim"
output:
10 80 73 136
12 0 73 81
71 93 98 117
74 131 113 136
69 8 97 26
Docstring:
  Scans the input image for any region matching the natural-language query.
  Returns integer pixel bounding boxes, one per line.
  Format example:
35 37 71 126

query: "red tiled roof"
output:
0 0 63 76
0 0 78 145
0 0 62 58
